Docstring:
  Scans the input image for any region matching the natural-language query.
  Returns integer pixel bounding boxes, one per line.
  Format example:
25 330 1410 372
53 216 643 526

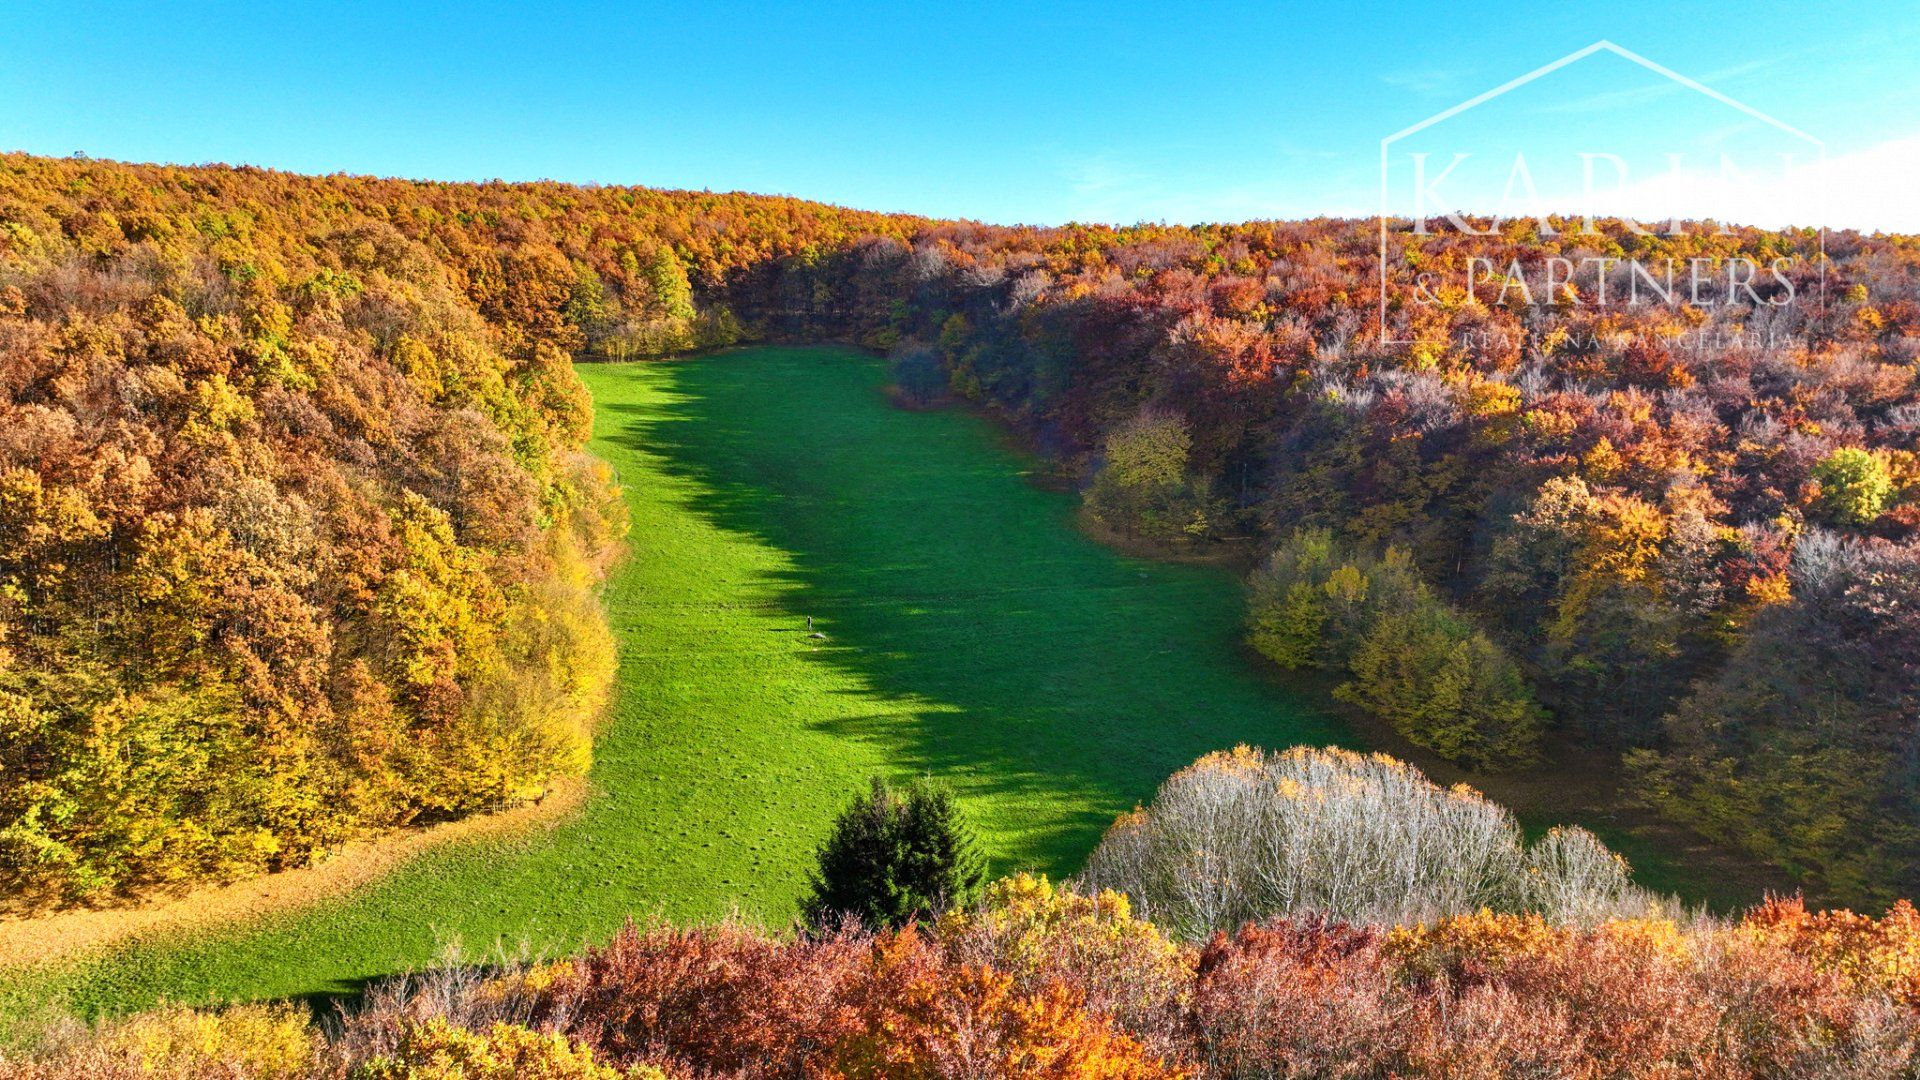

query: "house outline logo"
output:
1375 39 1828 347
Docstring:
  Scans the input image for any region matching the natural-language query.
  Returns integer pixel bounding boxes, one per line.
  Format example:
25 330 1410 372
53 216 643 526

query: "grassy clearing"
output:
3 346 1344 1021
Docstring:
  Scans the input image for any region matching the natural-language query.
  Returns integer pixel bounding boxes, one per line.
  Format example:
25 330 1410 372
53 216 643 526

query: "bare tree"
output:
1078 746 1663 937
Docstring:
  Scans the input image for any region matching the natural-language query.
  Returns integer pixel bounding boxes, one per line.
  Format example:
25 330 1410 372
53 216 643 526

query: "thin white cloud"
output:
1056 144 1362 225
1570 132 1920 232
1061 154 1141 197
1532 55 1787 115
1380 68 1463 96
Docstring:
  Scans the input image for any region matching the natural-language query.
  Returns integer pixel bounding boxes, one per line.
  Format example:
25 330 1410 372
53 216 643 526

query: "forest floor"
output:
0 346 1344 1024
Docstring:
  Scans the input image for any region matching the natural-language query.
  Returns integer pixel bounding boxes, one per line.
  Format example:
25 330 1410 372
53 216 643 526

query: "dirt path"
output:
0 778 587 972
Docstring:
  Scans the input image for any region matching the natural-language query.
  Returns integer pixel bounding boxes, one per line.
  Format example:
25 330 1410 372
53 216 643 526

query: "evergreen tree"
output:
889 341 947 406
803 776 986 930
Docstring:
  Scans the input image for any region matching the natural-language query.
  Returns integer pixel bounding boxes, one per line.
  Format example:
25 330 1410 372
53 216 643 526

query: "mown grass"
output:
2 345 1346 1021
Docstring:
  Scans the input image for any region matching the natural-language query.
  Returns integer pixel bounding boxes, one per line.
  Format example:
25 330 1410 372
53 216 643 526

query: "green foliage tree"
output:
563 264 619 352
804 776 986 930
1812 447 1894 526
1245 580 1327 669
640 244 696 323
1084 409 1215 539
1249 530 1541 770
1340 609 1541 769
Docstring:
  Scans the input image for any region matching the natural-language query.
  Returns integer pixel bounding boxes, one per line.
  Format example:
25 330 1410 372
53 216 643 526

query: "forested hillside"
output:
0 157 915 908
2 152 1917 909
733 213 1920 904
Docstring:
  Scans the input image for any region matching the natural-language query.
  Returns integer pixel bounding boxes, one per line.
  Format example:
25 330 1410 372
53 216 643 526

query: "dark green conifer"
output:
803 775 986 930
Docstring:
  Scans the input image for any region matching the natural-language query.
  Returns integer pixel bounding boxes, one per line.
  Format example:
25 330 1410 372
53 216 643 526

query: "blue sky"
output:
4 2 1918 228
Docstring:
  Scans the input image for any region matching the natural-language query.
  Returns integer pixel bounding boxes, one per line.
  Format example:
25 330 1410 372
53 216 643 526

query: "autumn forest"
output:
4 148 1920 1077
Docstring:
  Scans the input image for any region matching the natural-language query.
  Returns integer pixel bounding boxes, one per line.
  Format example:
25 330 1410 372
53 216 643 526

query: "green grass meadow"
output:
3 346 1345 1020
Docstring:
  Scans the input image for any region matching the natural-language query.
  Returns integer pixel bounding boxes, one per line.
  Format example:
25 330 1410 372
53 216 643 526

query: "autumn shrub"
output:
1077 746 1653 936
20 887 1920 1078
936 874 1191 1062
534 899 1917 1078
820 928 1176 1080
2 1003 318 1079
1386 909 1920 1078
328 952 568 1071
539 920 872 1075
351 1019 659 1080
1187 917 1404 1077
1739 896 1920 1007
538 916 1175 1079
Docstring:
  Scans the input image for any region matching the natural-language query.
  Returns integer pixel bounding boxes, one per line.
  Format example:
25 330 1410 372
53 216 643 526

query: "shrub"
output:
541 917 1175 1079
1188 917 1402 1077
2 1003 317 1079
822 929 1175 1080
804 776 987 930
1739 896 1920 1007
18 887 1920 1078
1077 746 1652 936
329 952 569 1070
541 920 870 1074
352 1019 656 1080
937 874 1190 1060
1386 909 1920 1077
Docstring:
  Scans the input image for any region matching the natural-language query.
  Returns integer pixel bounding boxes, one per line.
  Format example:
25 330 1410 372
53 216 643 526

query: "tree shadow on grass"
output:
596 347 1347 879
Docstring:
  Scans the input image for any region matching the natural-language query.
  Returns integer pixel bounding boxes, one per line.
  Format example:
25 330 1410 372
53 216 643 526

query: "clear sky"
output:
5 2 1919 229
